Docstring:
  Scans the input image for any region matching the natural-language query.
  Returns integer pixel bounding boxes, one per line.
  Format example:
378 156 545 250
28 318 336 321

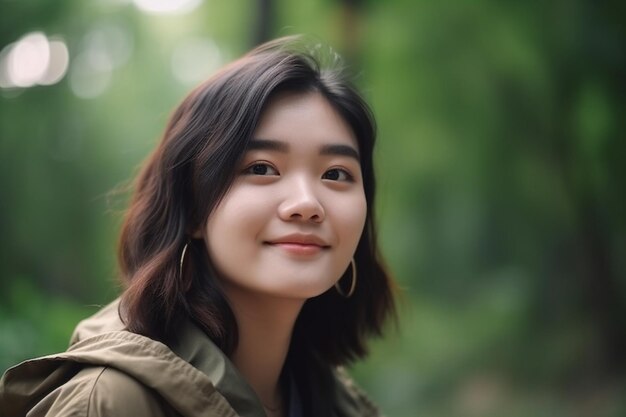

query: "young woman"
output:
0 36 396 417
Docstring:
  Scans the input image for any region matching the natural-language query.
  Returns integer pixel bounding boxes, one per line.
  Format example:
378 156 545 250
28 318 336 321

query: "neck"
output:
224 286 305 412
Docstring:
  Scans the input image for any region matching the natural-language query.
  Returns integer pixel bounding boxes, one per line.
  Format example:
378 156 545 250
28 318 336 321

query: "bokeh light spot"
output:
132 0 202 15
8 32 49 88
39 40 70 86
0 32 70 89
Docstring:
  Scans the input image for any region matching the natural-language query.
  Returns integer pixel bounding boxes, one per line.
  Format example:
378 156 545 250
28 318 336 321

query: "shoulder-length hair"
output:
118 36 396 367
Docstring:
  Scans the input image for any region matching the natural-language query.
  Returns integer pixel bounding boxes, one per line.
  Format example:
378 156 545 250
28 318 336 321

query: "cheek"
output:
204 206 254 283
203 187 274 258
333 193 367 248
207 186 272 230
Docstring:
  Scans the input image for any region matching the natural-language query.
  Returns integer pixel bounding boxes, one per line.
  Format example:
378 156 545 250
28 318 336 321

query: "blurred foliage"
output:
1 0 625 416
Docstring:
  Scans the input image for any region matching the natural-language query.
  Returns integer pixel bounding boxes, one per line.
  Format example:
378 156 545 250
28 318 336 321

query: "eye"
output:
244 162 279 176
322 168 353 182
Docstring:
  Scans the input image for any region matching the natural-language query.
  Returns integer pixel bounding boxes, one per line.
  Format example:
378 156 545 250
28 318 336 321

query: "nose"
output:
278 178 325 223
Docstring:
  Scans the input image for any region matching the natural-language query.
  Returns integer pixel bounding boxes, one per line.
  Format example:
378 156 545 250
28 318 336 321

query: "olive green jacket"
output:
0 300 381 417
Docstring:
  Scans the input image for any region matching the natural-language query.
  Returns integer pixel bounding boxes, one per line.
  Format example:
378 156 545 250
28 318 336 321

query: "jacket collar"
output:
167 318 267 417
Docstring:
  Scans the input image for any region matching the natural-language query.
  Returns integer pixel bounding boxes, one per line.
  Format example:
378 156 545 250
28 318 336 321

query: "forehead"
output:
253 91 359 151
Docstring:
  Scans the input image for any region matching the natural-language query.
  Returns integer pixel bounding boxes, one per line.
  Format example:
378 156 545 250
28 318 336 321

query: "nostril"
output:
309 212 324 223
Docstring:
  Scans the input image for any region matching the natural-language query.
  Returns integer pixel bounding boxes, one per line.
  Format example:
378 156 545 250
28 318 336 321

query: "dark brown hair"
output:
118 37 396 369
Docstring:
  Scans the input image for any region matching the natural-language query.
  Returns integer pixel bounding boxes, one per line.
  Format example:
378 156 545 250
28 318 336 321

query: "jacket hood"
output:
1 299 264 417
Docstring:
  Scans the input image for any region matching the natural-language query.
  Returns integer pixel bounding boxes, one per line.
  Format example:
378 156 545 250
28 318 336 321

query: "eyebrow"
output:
247 139 289 152
319 144 360 160
248 139 360 161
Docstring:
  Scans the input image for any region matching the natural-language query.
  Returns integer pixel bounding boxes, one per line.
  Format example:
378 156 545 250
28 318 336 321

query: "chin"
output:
264 283 333 300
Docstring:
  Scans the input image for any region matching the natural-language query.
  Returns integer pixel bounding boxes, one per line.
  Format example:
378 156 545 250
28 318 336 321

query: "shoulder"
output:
30 366 173 417
333 367 385 417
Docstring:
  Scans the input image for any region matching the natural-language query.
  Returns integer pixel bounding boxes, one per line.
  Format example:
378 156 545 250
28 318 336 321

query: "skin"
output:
196 91 367 415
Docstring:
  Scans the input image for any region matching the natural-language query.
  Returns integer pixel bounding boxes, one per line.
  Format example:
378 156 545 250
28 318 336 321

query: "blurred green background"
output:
1 0 625 416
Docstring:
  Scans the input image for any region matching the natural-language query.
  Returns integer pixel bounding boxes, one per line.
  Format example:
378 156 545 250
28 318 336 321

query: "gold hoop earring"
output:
335 258 357 298
179 242 189 278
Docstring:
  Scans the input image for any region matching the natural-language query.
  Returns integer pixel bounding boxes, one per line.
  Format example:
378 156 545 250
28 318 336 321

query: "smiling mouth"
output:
264 235 331 256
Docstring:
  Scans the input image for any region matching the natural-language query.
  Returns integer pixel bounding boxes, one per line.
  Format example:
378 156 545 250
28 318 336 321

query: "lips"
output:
265 234 330 255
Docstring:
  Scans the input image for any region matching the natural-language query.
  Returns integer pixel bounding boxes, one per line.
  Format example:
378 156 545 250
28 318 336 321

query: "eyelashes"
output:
244 162 278 176
243 163 354 182
322 168 354 182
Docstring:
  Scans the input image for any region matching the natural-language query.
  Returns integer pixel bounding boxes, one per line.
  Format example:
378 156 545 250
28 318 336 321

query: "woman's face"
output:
200 91 367 300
